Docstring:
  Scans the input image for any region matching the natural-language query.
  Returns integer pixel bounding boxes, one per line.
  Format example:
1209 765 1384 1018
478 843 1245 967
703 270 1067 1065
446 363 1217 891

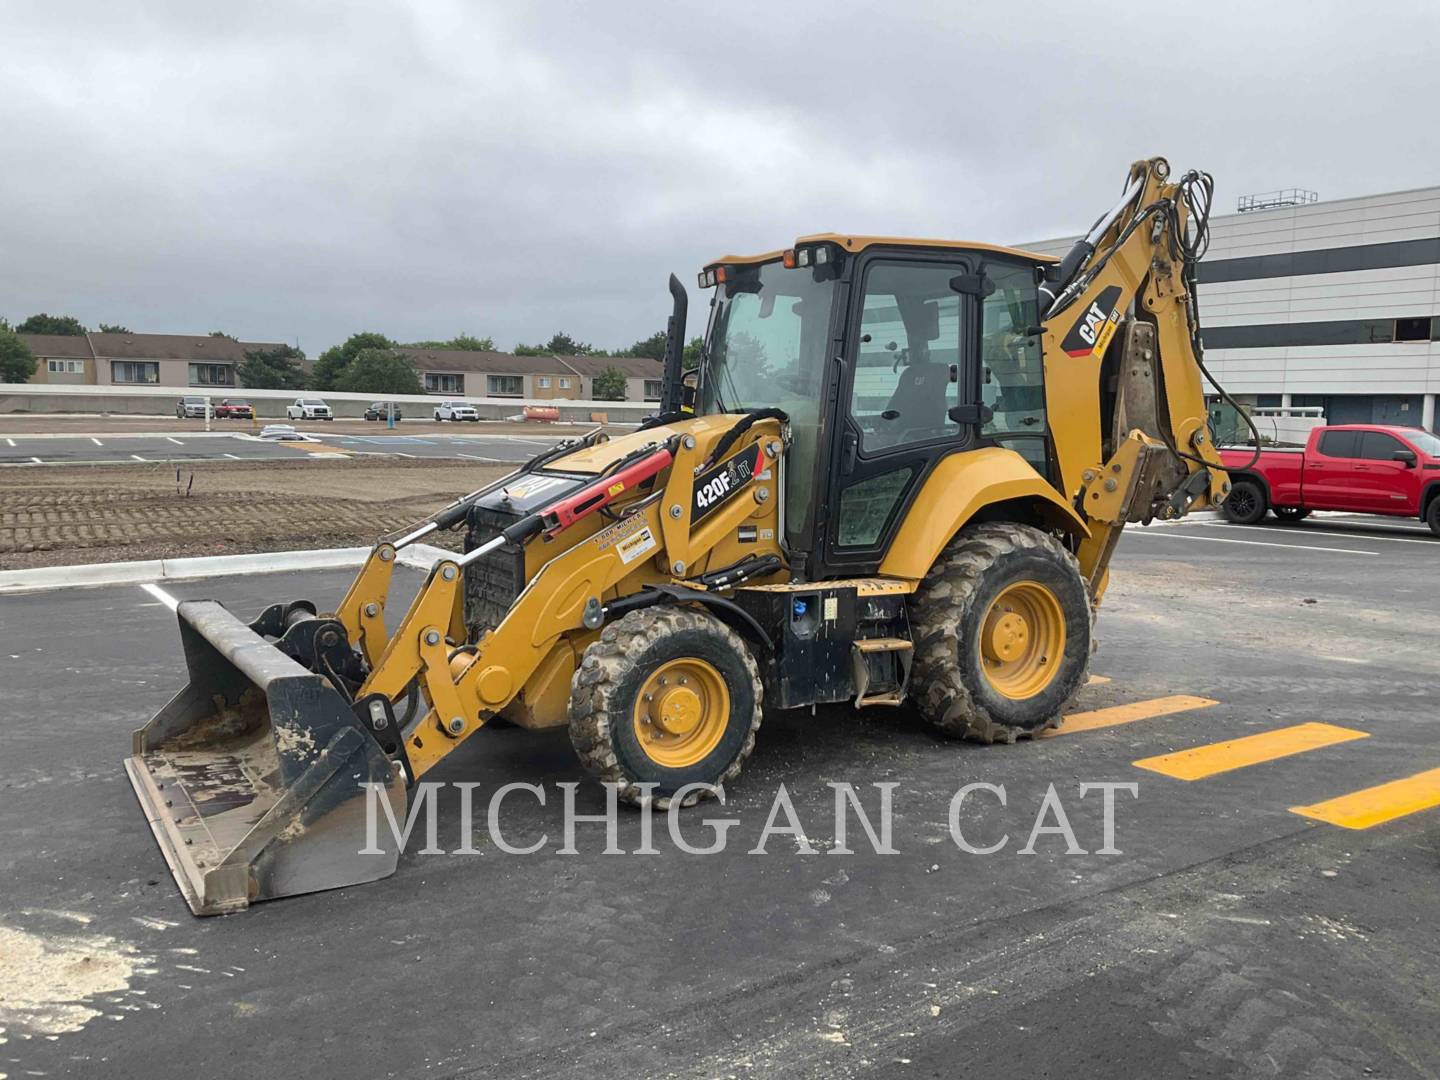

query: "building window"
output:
47 359 84 374
1394 316 1432 342
558 377 571 389
538 376 551 388
425 372 463 394
189 363 234 386
112 361 159 384
643 379 663 400
487 374 522 396
1255 393 1283 408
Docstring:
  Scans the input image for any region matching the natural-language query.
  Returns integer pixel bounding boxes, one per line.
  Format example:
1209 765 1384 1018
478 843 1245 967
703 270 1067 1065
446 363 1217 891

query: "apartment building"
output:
21 332 284 389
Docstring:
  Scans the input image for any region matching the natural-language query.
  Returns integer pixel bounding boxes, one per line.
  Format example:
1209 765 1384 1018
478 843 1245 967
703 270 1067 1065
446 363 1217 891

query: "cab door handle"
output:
841 431 858 476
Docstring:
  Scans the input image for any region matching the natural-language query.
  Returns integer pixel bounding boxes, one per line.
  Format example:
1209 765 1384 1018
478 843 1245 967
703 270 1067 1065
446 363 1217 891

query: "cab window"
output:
1318 430 1359 458
1359 431 1406 460
980 263 1045 438
848 262 965 454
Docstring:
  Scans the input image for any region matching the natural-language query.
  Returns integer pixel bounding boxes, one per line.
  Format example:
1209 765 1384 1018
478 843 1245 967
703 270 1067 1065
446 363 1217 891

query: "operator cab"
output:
696 234 1057 578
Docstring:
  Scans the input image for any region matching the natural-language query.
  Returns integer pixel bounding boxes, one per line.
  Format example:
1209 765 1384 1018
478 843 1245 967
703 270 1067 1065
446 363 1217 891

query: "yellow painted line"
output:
1133 722 1368 781
1085 674 1111 686
1044 694 1217 737
1291 767 1440 830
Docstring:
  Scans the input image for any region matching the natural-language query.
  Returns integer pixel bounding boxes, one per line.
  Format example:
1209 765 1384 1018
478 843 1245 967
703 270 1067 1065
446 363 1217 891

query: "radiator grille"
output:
463 506 527 640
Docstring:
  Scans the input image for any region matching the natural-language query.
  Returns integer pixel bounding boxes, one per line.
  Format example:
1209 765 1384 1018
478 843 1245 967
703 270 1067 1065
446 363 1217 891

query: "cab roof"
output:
704 232 1059 268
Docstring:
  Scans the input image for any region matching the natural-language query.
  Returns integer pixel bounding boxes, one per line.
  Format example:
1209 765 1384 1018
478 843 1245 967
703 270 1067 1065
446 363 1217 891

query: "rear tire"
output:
909 522 1091 743
1426 496 1440 538
569 607 762 806
1272 506 1310 523
1221 479 1267 524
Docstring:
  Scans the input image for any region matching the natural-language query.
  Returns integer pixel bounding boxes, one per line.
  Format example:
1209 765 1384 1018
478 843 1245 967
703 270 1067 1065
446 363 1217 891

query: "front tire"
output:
909 522 1091 743
1221 479 1267 524
569 607 762 806
1426 496 1440 538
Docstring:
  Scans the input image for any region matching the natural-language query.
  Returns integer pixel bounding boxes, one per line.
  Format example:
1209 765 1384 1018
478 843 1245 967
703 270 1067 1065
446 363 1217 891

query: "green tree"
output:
405 333 495 351
335 347 422 395
682 335 705 370
516 332 594 356
591 365 628 401
312 331 393 390
209 330 237 340
98 322 132 334
621 331 668 361
0 324 37 382
238 344 307 390
16 313 86 335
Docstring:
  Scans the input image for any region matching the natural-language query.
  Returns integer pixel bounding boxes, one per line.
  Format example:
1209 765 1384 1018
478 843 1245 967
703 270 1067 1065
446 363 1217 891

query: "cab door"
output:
1356 429 1421 514
1304 429 1363 509
815 254 979 575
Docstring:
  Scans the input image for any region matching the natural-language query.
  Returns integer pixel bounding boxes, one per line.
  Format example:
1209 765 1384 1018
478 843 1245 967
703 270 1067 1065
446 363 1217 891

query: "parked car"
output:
286 397 333 421
213 398 254 420
434 400 479 422
175 395 212 419
364 401 403 421
258 424 310 441
1219 423 1440 535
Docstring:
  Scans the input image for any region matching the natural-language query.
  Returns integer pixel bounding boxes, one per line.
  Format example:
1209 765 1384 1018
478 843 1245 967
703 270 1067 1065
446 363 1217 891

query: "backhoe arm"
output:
1039 157 1229 601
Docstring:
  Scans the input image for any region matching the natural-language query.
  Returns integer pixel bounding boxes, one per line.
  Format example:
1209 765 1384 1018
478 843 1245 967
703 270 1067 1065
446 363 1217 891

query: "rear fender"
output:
877 447 1089 581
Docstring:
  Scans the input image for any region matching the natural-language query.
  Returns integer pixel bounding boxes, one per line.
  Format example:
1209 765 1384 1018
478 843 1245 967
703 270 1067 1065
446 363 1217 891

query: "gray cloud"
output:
3 0 1438 353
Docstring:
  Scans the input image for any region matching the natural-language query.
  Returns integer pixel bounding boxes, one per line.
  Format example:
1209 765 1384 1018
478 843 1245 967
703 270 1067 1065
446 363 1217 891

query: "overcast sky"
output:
3 1 1438 355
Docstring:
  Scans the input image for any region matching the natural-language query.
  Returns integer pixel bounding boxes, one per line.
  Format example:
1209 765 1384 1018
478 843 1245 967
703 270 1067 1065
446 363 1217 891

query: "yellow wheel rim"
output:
632 658 731 768
979 581 1066 700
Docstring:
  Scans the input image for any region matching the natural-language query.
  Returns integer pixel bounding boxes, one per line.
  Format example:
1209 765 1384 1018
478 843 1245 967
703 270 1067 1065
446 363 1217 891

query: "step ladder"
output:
851 637 913 708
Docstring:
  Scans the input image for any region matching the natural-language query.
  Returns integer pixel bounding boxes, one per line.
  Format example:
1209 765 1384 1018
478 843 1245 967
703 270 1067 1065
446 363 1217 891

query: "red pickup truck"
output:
1219 424 1440 535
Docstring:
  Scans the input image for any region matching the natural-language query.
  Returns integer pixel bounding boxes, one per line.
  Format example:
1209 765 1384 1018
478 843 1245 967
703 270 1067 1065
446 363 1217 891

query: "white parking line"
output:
456 453 509 462
4 438 15 447
1130 531 1377 556
1192 521 1436 546
31 456 42 464
224 453 241 459
167 437 184 445
91 437 103 446
139 582 180 611
131 454 146 462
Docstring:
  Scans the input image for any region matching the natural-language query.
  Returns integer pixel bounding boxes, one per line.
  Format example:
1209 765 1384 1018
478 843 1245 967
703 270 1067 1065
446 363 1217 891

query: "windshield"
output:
1401 429 1440 455
700 260 837 546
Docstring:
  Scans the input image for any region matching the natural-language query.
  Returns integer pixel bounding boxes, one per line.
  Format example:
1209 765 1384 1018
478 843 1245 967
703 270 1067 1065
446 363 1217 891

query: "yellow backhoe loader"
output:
127 157 1233 915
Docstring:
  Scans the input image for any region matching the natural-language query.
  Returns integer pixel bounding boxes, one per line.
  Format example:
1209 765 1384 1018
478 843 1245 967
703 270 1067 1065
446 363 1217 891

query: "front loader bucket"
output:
125 600 407 916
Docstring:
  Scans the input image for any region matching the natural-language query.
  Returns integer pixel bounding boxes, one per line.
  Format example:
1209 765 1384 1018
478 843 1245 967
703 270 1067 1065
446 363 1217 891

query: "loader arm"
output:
1039 157 1229 602
357 420 783 780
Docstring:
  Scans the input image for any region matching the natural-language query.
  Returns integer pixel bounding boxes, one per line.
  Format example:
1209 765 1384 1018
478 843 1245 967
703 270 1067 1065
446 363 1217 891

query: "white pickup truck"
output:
286 397 333 421
433 400 480 422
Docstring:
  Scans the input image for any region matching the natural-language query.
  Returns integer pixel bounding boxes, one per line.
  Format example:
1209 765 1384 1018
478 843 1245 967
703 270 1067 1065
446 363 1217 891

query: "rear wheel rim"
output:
632 658 730 768
978 581 1067 700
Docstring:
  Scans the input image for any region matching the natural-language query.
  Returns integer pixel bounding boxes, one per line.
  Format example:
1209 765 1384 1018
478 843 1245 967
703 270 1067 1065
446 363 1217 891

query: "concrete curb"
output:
0 541 456 595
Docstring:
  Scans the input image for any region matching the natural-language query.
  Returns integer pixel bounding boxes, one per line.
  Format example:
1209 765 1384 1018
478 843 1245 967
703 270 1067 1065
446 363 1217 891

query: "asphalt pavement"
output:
0 431 563 466
1 513 1438 1078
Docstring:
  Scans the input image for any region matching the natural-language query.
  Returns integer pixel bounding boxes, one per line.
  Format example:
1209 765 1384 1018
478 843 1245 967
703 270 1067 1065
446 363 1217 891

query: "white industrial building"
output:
1029 184 1440 435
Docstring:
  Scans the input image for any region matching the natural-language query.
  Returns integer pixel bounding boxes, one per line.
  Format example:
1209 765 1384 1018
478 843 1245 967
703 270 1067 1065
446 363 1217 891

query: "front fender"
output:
877 447 1089 581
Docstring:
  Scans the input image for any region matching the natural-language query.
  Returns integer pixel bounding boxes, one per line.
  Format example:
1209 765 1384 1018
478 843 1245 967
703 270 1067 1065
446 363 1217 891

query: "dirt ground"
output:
0 457 510 570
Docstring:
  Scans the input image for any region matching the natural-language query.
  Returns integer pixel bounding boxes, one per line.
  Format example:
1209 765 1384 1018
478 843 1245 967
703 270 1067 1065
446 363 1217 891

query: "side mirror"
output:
1393 449 1417 467
950 273 995 297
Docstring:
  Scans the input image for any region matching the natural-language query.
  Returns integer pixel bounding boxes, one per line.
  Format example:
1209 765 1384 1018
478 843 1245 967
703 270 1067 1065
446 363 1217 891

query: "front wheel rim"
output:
632 658 730 768
978 581 1067 700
